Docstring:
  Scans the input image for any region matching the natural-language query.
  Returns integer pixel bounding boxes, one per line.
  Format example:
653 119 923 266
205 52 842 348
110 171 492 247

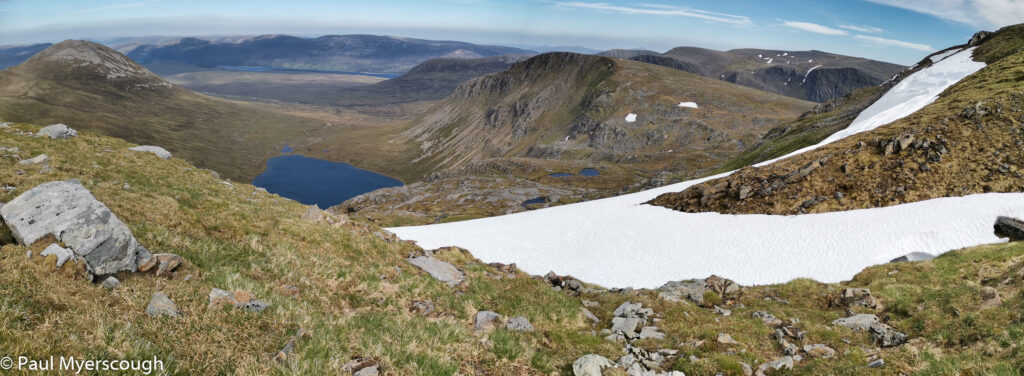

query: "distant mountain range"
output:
0 43 52 69
600 46 905 102
122 34 535 74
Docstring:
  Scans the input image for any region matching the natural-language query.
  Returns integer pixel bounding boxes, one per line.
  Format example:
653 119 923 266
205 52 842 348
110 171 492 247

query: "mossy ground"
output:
0 123 1020 375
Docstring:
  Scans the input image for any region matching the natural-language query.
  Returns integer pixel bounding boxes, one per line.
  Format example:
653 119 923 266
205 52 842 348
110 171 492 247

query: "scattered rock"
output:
408 300 436 316
37 124 77 139
137 253 183 277
832 314 907 347
889 252 935 263
146 292 179 317
240 300 271 313
581 307 600 324
39 243 74 268
802 344 836 359
994 216 1024 241
572 354 613 376
101 276 120 289
713 305 732 316
835 288 877 308
0 180 144 276
717 333 739 345
209 288 235 306
301 205 325 221
506 316 535 332
407 255 465 287
17 154 49 165
752 311 783 326
639 326 665 340
756 356 793 376
867 358 884 368
605 301 656 342
658 275 741 306
474 311 502 331
544 271 589 295
353 365 379 376
128 145 172 160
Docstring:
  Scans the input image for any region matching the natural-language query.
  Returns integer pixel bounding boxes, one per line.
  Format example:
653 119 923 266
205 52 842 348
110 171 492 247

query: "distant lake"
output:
216 66 400 79
580 168 601 176
252 155 402 209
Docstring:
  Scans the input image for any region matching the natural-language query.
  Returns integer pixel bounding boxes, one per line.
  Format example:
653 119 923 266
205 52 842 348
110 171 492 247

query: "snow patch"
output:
801 65 823 84
929 48 962 63
766 58 773 64
625 113 638 122
677 102 698 109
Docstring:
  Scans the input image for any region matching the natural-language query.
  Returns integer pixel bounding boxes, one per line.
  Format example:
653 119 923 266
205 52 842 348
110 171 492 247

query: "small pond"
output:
252 155 402 209
579 168 601 176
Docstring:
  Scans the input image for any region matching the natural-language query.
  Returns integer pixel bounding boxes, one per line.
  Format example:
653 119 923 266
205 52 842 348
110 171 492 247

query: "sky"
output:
0 0 1022 65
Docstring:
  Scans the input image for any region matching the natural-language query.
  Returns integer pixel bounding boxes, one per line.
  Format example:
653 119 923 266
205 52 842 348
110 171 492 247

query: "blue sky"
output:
1 0 1021 64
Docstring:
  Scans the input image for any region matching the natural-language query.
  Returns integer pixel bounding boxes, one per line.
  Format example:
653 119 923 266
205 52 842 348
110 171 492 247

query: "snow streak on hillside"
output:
389 47 998 288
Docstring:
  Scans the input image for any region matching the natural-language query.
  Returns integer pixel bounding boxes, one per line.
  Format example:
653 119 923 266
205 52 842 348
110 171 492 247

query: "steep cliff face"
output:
397 52 814 178
622 47 904 102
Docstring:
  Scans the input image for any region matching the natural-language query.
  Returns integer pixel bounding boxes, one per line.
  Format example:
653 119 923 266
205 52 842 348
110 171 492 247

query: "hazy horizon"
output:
2 1 1021 65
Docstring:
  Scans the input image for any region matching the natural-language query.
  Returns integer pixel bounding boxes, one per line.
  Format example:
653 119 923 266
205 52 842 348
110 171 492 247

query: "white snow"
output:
677 102 699 108
930 48 962 63
808 59 813 63
387 46 994 289
801 65 823 84
756 47 984 167
758 54 762 58
782 52 788 56
625 113 638 122
766 58 773 64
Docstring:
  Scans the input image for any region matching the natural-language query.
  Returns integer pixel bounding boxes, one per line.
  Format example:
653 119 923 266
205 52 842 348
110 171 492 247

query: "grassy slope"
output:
0 123 1020 375
650 25 1024 215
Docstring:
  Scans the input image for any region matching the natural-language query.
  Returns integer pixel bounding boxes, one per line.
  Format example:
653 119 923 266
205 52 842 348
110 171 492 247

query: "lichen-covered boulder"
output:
37 123 77 139
0 180 143 276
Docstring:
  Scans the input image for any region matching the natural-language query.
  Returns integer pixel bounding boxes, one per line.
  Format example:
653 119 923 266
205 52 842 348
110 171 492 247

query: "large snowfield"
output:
389 47 1004 288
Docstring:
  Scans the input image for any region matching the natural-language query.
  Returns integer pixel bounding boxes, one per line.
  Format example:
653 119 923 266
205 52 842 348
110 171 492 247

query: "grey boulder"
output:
0 180 143 276
572 354 613 376
407 256 465 286
474 311 502 331
37 124 77 139
506 316 535 332
146 292 179 317
128 146 172 160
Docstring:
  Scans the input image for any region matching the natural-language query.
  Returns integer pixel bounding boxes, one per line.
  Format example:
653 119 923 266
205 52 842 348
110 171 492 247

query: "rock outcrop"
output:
994 216 1024 241
36 123 77 139
832 313 908 348
129 145 172 159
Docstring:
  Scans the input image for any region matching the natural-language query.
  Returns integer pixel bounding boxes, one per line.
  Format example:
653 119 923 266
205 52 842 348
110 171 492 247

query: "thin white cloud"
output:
781 20 849 35
73 2 148 14
855 35 933 51
839 24 884 33
555 2 753 25
864 0 1024 29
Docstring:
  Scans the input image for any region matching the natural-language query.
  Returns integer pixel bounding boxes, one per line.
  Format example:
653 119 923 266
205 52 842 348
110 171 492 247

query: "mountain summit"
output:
16 40 170 91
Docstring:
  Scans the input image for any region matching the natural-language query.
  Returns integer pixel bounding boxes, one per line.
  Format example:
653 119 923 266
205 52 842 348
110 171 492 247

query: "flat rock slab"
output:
37 124 77 139
407 256 465 286
0 180 141 275
128 145 172 160
146 292 179 317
